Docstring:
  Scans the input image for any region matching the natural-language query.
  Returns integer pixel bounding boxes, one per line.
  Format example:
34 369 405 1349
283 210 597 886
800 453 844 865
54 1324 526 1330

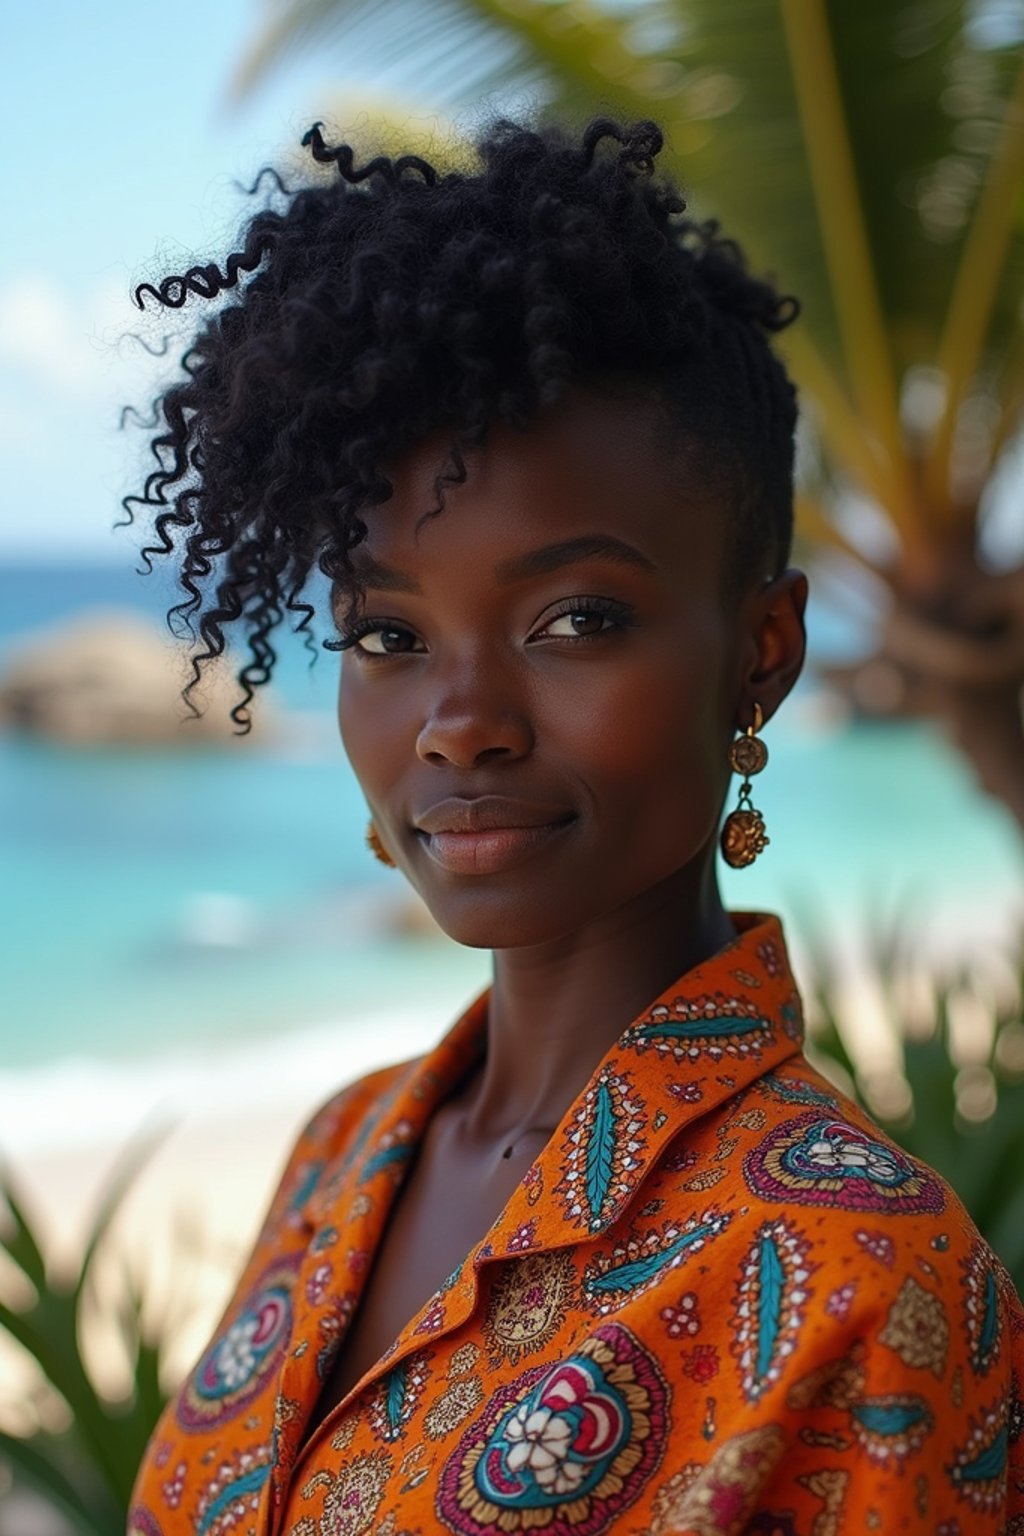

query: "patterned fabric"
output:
129 913 1024 1535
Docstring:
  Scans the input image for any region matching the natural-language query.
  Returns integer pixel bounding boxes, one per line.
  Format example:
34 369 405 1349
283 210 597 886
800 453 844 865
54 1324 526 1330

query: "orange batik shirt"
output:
129 913 1024 1536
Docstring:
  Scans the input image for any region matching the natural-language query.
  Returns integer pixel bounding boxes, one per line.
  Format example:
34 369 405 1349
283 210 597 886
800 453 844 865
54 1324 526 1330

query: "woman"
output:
127 118 1023 1535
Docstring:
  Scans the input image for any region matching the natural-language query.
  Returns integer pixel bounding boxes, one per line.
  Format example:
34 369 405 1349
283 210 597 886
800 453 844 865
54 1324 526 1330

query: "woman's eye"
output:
543 611 611 637
353 625 424 655
536 604 629 640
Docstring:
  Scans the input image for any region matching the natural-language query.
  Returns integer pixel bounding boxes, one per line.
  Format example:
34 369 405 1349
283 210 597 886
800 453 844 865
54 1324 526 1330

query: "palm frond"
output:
73 1122 168 1313
781 330 894 512
779 0 911 521
925 57 1024 513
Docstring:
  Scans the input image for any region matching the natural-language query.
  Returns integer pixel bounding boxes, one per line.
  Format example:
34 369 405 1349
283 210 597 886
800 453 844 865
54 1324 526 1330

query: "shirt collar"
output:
305 910 804 1249
277 910 804 1496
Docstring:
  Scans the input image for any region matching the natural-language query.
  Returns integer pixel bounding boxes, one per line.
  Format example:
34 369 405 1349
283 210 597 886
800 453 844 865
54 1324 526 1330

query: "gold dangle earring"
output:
720 703 770 869
366 819 397 868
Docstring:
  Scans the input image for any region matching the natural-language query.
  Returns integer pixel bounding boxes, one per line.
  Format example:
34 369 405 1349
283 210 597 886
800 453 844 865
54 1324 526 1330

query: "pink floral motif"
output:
669 1081 705 1104
757 939 783 977
507 1221 537 1253
661 1292 701 1339
153 1441 172 1469
855 1228 895 1268
305 1262 333 1306
160 1461 186 1509
682 1344 719 1384
826 1282 857 1321
414 1297 446 1335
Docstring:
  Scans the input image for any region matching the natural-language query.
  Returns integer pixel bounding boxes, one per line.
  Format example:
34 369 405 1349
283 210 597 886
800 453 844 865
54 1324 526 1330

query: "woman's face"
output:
338 388 803 949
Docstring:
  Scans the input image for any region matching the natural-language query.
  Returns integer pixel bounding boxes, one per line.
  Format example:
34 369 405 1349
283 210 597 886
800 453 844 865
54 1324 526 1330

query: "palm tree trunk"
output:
823 556 1024 834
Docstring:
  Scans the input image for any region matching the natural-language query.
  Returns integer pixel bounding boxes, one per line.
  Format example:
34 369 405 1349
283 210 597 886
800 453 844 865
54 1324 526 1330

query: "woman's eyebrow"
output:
351 535 657 593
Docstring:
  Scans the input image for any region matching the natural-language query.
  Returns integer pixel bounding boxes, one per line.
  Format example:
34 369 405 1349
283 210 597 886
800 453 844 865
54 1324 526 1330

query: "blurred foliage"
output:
235 0 1024 829
801 917 1024 1291
0 1133 174 1536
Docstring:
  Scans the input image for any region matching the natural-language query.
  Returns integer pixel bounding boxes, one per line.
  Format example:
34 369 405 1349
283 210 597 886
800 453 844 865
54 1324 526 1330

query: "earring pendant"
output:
721 704 770 869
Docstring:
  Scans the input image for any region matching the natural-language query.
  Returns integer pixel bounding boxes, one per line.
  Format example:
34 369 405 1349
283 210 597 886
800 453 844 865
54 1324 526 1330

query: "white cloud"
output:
0 273 174 404
0 273 181 558
0 273 105 396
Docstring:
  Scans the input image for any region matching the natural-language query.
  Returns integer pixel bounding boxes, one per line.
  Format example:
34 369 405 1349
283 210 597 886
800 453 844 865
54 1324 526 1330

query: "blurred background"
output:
2 0 1024 1531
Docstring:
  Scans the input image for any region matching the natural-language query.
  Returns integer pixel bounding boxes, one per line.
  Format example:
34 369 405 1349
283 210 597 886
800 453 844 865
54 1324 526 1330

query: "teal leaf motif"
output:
385 1362 408 1434
288 1159 325 1211
585 1082 617 1225
634 1015 768 1041
198 1466 271 1536
360 1143 413 1183
960 1425 1008 1482
978 1269 1000 1362
586 1222 720 1295
852 1399 929 1435
755 1234 785 1383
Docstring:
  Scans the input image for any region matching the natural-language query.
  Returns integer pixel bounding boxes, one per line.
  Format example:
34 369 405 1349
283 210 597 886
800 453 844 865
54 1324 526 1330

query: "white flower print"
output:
806 1133 899 1180
504 1403 587 1495
216 1317 259 1388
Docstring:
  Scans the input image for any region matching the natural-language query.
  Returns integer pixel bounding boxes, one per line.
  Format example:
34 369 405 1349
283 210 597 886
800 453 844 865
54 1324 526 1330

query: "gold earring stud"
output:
720 703 770 869
366 819 397 868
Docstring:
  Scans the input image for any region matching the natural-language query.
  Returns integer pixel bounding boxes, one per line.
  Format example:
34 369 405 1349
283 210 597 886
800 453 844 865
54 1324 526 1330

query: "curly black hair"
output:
123 115 800 732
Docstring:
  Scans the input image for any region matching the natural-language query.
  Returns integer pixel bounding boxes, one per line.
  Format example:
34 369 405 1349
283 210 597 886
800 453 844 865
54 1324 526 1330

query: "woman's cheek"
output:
338 676 409 803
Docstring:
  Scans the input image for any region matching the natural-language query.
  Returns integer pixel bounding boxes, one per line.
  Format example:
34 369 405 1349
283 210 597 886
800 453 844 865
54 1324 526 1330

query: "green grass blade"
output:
0 1430 114 1536
0 1164 49 1291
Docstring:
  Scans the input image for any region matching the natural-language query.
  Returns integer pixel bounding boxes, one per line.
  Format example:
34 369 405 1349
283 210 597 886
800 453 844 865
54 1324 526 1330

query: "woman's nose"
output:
415 669 534 769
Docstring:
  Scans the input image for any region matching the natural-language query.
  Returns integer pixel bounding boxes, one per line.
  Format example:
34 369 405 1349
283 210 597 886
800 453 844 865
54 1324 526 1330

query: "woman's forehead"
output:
363 390 729 577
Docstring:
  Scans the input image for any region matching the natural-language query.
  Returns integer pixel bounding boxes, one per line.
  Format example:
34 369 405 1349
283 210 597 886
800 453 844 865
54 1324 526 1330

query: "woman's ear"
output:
735 568 809 727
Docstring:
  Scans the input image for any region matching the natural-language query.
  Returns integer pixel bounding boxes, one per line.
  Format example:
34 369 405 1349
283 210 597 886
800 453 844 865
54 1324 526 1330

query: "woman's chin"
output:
413 891 579 952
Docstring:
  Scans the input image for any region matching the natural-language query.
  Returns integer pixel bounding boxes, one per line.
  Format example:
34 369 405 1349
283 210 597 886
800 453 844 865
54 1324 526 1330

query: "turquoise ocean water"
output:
2 562 1021 1089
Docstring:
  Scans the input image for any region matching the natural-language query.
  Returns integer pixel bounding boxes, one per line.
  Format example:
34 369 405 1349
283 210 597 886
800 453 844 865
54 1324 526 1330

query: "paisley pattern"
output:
436 1324 668 1535
483 1250 576 1365
367 1354 432 1443
848 1394 934 1466
878 1275 949 1378
733 1217 815 1402
129 912 1024 1536
963 1241 1004 1378
744 1113 946 1214
554 1069 646 1231
192 1441 272 1536
757 1070 837 1108
308 1450 394 1535
661 1424 787 1535
623 991 775 1064
176 1255 300 1432
948 1395 1010 1513
583 1209 732 1315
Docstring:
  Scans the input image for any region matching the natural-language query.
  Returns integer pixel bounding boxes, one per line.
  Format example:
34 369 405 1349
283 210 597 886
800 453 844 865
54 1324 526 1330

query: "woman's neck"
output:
456 860 736 1149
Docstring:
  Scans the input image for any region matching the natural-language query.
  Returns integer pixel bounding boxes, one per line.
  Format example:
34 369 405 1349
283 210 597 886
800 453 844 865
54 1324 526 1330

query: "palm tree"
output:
234 0 1024 828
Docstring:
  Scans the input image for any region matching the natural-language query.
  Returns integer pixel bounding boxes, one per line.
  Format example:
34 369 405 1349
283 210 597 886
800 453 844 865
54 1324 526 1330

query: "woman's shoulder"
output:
720 1053 1024 1325
253 1053 422 1238
296 1057 415 1152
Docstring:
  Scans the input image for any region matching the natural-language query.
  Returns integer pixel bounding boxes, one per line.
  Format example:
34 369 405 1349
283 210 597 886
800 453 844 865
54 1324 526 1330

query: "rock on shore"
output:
0 609 274 745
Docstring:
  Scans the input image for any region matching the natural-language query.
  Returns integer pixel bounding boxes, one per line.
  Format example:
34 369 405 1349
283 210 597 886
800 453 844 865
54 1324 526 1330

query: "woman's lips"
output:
417 818 575 875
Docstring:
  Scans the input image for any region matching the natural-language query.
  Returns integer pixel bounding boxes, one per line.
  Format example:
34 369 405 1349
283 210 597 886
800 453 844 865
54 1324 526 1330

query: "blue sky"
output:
0 0 423 560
